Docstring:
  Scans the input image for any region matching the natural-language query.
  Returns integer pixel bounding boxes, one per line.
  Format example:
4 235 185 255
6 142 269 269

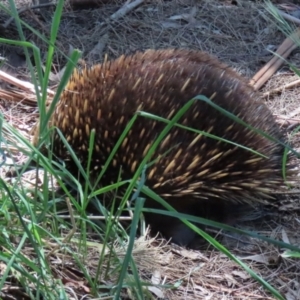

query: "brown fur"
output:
33 49 291 246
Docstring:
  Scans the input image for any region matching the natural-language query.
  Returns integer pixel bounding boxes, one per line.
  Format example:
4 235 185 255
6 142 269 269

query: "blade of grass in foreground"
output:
113 168 147 299
140 189 286 300
114 94 290 300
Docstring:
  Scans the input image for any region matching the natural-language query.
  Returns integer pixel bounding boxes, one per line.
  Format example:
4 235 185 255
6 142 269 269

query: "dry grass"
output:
1 0 300 299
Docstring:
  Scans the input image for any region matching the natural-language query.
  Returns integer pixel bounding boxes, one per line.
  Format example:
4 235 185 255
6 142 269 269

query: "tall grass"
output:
0 0 299 299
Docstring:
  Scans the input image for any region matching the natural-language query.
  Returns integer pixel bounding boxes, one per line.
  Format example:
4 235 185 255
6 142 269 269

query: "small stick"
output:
0 88 36 104
0 70 54 106
288 106 300 119
250 28 300 90
262 78 300 97
275 115 300 127
109 0 144 22
250 7 300 91
0 70 55 96
97 0 144 27
277 9 300 26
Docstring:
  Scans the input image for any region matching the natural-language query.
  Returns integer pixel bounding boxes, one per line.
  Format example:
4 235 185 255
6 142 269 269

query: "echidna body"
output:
33 49 291 245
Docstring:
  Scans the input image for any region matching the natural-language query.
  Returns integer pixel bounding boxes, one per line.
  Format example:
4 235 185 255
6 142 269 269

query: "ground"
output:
0 0 300 299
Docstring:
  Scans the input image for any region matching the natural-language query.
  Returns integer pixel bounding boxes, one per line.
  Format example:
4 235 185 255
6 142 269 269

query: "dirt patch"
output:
0 1 291 72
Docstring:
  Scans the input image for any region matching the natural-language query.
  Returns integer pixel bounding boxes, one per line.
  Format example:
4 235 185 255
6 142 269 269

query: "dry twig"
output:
262 78 300 97
0 70 54 105
109 0 144 22
87 0 144 60
275 114 300 127
0 70 54 96
277 9 300 26
250 28 300 90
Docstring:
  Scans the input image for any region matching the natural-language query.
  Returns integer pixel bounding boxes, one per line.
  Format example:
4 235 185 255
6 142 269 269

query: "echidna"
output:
33 49 293 246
